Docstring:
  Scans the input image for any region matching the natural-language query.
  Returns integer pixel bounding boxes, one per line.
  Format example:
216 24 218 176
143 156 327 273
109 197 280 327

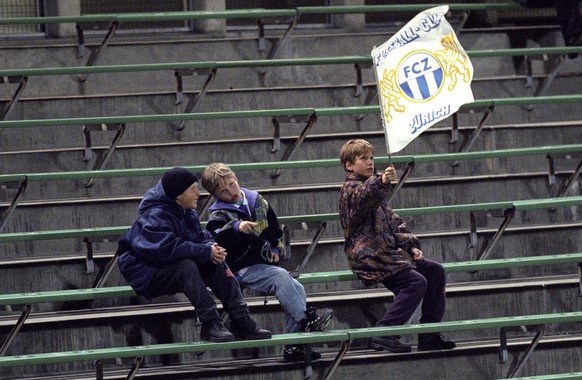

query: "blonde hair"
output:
201 162 236 196
339 139 375 170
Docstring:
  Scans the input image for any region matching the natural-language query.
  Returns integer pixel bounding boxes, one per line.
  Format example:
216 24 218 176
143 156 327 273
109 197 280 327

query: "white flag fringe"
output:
371 5 474 154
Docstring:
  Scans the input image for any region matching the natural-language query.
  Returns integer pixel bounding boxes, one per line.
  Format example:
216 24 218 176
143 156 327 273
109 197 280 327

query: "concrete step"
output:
2 220 581 293
1 119 581 189
0 275 579 379
1 171 578 234
0 29 557 97
8 334 582 380
2 74 582 153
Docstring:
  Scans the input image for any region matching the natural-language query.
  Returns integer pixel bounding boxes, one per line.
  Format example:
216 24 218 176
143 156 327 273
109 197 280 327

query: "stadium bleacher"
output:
1 2 581 379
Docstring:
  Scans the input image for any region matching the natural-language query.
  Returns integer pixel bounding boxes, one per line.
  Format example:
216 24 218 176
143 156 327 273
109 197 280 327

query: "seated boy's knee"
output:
432 263 446 281
413 273 428 292
272 266 293 282
420 275 428 290
174 259 200 278
423 259 446 281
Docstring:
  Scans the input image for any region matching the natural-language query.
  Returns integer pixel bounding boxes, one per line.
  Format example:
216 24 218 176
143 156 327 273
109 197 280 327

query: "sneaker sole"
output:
368 341 412 353
233 332 273 340
417 344 456 351
306 310 334 332
283 351 322 362
201 335 235 343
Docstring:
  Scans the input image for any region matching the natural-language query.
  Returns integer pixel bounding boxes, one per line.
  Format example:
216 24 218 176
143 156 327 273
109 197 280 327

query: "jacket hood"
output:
208 187 258 214
138 181 182 215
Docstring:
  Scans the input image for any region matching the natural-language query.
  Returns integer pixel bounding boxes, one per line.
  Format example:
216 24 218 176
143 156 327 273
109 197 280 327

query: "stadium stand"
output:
0 312 581 380
1 1 582 379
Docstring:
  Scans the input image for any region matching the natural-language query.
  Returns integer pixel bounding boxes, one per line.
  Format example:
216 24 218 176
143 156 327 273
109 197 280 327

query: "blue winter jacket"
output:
117 181 214 299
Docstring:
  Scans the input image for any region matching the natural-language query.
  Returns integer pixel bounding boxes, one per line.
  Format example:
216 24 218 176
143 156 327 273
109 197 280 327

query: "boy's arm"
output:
343 175 392 226
130 211 212 265
206 210 241 235
390 212 421 251
266 205 284 256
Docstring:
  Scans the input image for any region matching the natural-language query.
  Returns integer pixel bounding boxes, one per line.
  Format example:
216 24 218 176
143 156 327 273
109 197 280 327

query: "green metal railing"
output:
1 95 582 131
1 143 580 183
504 373 582 380
1 195 581 243
0 310 579 368
2 45 582 78
0 252 579 305
0 3 525 27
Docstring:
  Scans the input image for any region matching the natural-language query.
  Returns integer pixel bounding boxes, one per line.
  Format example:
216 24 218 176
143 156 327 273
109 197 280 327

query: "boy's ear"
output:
344 161 353 172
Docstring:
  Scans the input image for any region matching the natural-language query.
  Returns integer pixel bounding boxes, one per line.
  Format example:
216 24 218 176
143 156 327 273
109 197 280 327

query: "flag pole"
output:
384 129 393 167
371 53 393 168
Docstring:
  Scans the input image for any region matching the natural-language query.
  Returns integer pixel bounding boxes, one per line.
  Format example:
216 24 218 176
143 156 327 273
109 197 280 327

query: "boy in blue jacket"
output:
117 167 271 343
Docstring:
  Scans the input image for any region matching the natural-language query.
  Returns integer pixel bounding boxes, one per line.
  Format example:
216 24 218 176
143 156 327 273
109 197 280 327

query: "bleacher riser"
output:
0 170 579 237
2 229 581 299
0 31 536 99
2 77 582 156
0 281 579 376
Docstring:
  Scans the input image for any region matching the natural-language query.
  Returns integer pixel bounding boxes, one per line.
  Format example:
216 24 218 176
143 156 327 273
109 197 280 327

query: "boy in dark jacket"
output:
338 139 454 352
117 167 271 343
201 163 333 362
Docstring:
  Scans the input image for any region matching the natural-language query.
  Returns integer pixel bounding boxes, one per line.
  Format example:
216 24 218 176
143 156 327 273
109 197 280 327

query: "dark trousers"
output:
148 258 249 323
377 258 446 327
555 0 582 40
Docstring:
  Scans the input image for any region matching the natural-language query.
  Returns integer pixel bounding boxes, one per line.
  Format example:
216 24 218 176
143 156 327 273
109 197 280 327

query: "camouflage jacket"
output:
338 172 419 286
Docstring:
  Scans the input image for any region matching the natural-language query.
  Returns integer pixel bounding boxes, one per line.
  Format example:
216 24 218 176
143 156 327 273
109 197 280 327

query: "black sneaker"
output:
200 319 234 343
283 345 322 362
300 307 334 332
368 336 412 353
417 333 456 351
230 316 272 340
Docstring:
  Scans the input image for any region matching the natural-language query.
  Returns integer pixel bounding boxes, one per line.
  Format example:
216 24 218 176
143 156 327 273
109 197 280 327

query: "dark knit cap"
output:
161 167 198 199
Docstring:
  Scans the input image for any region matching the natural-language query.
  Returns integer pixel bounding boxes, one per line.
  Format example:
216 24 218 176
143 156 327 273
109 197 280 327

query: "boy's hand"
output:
381 166 397 185
271 252 280 263
239 221 257 233
411 247 424 262
210 243 227 264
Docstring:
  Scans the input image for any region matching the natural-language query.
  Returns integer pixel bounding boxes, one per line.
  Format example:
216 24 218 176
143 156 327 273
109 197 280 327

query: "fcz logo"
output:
396 51 444 101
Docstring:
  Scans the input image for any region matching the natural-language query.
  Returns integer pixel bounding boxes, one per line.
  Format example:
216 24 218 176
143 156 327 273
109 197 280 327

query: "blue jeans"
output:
236 264 307 333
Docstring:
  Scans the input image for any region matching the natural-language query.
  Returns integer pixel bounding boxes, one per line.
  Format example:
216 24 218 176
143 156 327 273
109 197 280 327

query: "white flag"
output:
371 5 474 154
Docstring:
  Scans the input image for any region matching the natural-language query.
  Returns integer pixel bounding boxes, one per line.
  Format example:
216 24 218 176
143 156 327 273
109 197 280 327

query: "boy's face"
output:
214 175 242 203
175 182 201 210
346 152 375 179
